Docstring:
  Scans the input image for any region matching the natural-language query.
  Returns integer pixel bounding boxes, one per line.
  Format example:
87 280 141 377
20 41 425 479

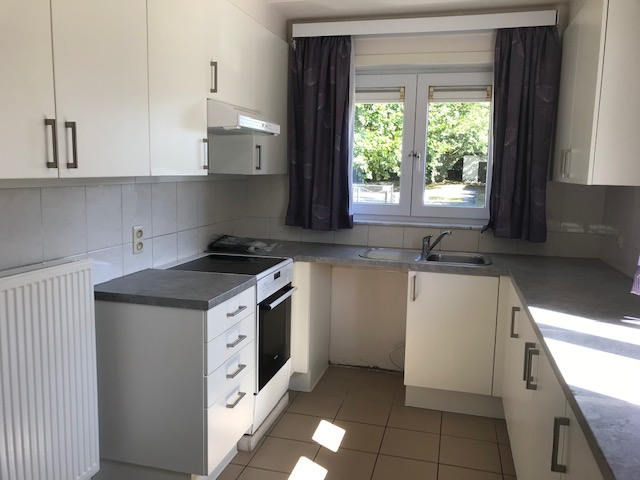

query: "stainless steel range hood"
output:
207 99 280 136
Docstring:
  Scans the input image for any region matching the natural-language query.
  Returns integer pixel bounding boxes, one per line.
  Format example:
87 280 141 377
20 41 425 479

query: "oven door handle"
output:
260 285 297 311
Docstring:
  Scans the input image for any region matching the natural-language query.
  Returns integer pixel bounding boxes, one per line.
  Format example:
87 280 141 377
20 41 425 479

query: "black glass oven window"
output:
258 289 291 390
169 254 284 275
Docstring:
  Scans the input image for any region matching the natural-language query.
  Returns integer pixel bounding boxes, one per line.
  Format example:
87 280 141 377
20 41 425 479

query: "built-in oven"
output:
258 284 296 391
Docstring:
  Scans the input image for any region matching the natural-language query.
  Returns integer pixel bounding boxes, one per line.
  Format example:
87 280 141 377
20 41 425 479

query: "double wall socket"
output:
133 226 145 255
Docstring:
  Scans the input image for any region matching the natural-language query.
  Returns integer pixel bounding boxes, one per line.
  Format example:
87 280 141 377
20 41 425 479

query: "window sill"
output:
353 215 486 230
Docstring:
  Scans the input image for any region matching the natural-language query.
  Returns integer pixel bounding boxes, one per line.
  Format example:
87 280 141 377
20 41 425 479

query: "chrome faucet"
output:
420 231 452 260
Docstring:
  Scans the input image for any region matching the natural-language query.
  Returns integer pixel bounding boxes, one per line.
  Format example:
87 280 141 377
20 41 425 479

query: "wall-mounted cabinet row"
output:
0 0 287 179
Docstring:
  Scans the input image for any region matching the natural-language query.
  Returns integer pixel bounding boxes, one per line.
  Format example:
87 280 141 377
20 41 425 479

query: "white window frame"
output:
351 71 494 224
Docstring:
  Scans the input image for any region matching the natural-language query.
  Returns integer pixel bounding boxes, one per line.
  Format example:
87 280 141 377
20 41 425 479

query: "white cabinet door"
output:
207 0 255 110
405 272 499 395
561 403 605 480
51 0 149 177
0 0 57 179
148 0 209 176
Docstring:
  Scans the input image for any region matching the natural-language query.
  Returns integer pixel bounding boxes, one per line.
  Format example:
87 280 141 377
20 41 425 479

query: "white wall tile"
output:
300 229 335 244
545 181 564 233
367 226 403 248
600 234 638 278
246 176 271 218
197 225 222 252
478 232 519 254
561 184 606 233
232 217 270 239
41 186 87 260
122 242 153 276
558 233 602 258
335 225 369 246
0 188 43 271
177 182 198 231
270 175 289 219
152 182 177 236
197 180 217 226
152 233 178 268
89 246 124 285
269 218 302 242
517 232 560 257
402 227 441 249
87 185 122 251
177 229 199 260
438 229 478 252
122 183 153 238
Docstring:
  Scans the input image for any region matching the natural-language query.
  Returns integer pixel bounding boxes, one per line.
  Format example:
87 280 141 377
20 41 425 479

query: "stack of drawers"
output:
204 286 257 470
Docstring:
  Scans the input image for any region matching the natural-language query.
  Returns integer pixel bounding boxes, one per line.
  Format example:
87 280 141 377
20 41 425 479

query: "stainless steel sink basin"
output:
425 252 492 265
359 248 421 262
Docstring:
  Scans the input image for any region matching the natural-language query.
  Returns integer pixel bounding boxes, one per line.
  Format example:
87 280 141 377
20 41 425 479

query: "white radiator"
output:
0 260 99 480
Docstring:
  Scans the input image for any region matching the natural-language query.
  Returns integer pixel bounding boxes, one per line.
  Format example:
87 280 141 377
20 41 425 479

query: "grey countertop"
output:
94 269 256 310
94 241 640 480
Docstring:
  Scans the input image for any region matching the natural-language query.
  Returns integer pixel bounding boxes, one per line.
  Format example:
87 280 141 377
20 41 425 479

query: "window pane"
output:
423 100 491 208
353 101 404 205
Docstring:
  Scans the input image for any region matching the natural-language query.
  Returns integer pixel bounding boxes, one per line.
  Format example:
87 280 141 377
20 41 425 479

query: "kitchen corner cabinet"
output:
553 0 640 185
95 286 256 477
501 280 604 480
1 0 150 179
404 272 499 396
147 0 209 176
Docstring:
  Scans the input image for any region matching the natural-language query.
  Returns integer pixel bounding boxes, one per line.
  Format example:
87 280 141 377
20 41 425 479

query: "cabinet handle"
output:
65 121 78 169
226 334 247 349
210 61 218 93
226 391 246 409
510 306 520 338
227 305 248 318
202 138 209 170
523 342 536 381
525 346 539 390
412 275 417 302
551 417 570 473
255 144 262 171
561 149 571 178
44 119 59 168
226 363 247 379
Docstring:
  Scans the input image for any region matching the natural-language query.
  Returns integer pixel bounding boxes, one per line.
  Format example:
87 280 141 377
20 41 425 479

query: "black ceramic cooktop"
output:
169 254 285 276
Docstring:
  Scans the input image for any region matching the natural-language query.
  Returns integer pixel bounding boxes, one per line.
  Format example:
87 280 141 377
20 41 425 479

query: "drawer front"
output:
205 370 255 473
206 286 256 342
205 340 255 408
205 313 255 375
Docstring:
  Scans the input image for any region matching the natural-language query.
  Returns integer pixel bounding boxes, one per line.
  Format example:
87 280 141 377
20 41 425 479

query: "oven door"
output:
257 284 296 391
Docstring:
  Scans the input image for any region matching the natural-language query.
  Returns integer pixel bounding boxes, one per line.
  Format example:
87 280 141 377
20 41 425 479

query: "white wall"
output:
599 186 640 277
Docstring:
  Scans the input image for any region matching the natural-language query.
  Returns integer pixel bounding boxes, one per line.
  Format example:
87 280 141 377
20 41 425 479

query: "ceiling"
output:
264 0 567 21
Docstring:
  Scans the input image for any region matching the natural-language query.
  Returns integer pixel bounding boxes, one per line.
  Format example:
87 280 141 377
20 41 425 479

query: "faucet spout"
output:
420 230 452 260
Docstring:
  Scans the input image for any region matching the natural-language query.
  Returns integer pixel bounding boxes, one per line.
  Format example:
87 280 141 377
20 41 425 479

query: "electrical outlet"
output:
133 226 144 255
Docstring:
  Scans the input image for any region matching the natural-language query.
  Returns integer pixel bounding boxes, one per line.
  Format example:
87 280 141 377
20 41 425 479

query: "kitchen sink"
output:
425 251 492 265
359 248 421 262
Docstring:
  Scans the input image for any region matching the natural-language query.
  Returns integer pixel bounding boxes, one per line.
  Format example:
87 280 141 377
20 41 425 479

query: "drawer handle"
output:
551 416 570 472
525 346 539 390
226 391 246 409
227 305 248 317
226 334 247 349
523 342 536 381
510 306 520 338
226 364 247 379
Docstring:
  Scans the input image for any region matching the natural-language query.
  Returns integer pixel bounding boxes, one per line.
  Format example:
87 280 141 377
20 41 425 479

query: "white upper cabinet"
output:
207 0 256 110
148 0 209 176
553 0 640 185
51 0 150 178
0 0 57 179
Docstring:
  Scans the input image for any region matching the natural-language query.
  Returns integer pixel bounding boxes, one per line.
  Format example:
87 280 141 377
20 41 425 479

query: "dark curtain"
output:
486 27 561 242
285 36 353 231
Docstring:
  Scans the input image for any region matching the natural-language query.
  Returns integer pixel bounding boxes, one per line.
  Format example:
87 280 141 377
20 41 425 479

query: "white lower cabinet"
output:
405 271 499 395
501 279 603 480
95 286 256 477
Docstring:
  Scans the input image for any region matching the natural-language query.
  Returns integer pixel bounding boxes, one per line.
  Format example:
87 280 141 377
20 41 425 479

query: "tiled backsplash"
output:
2 175 633 283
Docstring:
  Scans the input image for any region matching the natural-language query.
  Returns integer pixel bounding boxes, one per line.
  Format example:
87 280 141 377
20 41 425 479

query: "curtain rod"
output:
292 10 558 38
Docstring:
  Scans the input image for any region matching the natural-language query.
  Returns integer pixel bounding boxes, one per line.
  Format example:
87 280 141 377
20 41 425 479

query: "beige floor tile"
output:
288 390 299 402
371 455 438 480
353 369 404 391
315 447 377 480
287 392 344 418
237 467 289 480
438 464 503 480
499 442 516 476
495 419 510 445
393 387 406 405
335 396 392 426
440 435 502 473
345 385 397 404
247 437 320 473
269 413 329 443
312 367 358 397
387 405 441 434
503 476 517 480
333 420 385 453
442 412 498 442
379 427 440 463
231 437 266 466
216 463 244 480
